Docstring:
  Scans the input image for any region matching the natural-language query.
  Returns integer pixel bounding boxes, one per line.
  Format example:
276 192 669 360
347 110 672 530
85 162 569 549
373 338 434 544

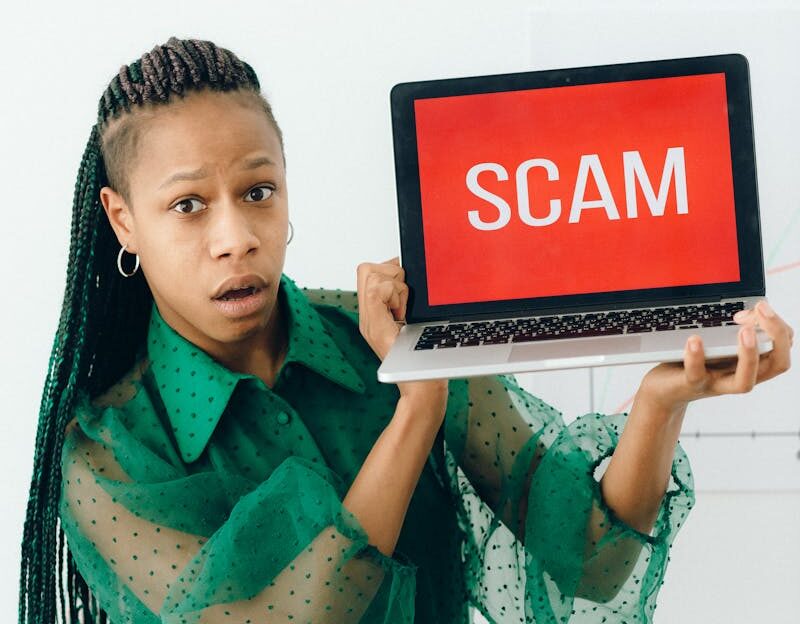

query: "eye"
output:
244 184 276 202
170 198 205 215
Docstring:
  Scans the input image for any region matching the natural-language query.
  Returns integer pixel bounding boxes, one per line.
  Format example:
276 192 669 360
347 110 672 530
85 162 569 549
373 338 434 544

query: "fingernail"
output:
758 301 775 317
742 326 755 347
689 338 700 352
733 310 748 321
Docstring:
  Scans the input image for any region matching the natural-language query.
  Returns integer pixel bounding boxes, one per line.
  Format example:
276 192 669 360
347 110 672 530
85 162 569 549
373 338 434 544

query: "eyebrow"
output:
158 156 276 190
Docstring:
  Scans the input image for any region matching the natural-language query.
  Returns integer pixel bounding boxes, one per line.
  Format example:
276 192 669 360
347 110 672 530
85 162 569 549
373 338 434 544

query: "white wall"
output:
1 1 797 621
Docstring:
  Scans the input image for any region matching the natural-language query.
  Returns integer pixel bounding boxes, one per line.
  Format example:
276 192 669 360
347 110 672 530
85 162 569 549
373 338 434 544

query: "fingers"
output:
356 258 409 361
682 335 709 392
684 325 761 397
357 261 403 307
367 275 399 307
709 324 760 394
397 281 408 321
362 272 408 316
733 300 793 381
379 258 405 318
656 302 793 409
356 260 405 298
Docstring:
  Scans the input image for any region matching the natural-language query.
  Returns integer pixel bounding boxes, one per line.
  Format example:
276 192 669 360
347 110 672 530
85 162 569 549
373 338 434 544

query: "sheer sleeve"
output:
442 373 695 624
59 394 416 624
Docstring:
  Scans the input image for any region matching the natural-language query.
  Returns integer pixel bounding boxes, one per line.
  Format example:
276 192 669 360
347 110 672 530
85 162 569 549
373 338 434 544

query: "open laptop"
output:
376 53 774 384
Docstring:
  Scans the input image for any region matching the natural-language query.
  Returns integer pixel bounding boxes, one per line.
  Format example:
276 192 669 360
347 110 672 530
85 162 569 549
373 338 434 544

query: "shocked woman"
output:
18 36 793 624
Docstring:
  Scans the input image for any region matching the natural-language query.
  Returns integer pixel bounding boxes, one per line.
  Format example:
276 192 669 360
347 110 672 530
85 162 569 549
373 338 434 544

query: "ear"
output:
99 186 138 254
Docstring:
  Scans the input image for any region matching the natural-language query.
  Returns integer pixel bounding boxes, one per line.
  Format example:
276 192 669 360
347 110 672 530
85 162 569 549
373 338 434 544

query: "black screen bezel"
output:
390 53 764 324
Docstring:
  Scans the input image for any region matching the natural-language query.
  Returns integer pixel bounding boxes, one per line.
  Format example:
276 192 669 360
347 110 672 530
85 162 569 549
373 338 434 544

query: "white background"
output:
1 1 798 622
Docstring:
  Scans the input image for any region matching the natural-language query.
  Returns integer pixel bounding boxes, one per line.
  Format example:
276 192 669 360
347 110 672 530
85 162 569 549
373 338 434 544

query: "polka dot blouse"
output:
59 273 695 623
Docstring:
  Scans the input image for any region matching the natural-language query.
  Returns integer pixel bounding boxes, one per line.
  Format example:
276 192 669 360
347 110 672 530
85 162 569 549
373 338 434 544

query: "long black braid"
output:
18 35 285 624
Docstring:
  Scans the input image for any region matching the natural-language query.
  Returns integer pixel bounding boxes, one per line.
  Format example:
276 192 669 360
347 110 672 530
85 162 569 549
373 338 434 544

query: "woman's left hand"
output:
638 300 795 413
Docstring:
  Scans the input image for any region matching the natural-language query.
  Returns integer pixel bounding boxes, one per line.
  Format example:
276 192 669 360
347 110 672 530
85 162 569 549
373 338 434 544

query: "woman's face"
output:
99 89 289 354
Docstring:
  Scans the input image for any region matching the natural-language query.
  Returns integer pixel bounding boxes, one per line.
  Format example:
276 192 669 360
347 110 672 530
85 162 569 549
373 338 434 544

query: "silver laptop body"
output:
378 296 772 383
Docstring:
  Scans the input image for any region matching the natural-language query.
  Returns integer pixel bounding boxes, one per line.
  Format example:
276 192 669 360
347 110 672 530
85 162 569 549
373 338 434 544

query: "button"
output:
276 411 291 425
277 366 292 386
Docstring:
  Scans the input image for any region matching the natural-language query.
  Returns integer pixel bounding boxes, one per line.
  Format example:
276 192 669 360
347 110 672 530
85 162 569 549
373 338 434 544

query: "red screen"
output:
414 73 740 306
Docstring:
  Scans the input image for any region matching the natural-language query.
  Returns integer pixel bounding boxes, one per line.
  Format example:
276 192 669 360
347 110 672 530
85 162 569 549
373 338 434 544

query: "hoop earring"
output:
117 243 140 277
287 219 294 245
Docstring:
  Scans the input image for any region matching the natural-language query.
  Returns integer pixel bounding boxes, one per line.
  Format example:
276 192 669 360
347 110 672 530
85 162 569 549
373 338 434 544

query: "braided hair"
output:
18 36 285 624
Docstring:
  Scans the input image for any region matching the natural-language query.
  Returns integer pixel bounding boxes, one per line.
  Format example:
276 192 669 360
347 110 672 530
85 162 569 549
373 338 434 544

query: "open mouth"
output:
216 287 259 301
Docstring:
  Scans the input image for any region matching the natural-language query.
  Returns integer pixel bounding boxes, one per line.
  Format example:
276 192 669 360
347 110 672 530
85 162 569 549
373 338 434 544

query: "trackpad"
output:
508 335 642 362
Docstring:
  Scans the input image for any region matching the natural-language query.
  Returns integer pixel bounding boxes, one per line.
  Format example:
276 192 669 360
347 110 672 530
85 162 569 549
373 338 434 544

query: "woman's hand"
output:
638 300 795 413
356 257 448 408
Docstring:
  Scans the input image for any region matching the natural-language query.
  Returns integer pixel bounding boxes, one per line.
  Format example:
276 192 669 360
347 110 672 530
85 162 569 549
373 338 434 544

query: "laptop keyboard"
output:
413 301 746 350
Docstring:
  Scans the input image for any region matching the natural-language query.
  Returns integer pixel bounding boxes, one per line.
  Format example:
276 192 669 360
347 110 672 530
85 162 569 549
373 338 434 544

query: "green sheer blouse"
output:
59 273 695 623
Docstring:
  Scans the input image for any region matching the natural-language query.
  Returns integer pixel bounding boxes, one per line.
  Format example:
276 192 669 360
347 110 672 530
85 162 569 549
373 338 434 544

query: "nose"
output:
208 202 260 260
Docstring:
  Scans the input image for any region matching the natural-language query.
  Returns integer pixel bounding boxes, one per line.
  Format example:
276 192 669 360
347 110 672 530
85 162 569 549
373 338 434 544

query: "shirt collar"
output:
146 272 365 463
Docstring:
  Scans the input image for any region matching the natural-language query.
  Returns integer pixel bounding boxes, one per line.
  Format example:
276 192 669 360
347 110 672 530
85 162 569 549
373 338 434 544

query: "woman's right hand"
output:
356 257 449 410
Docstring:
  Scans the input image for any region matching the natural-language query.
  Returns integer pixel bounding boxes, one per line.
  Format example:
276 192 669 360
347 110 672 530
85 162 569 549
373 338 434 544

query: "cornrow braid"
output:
18 36 285 624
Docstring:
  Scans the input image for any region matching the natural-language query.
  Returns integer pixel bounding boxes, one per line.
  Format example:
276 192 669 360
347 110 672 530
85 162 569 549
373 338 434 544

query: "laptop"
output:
376 53 774 384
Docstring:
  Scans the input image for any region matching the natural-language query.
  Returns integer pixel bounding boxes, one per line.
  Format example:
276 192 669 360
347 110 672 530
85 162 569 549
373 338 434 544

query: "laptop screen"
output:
414 73 740 307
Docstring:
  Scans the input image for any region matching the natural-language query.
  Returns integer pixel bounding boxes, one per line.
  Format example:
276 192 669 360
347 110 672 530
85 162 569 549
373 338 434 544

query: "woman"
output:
18 36 793 624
